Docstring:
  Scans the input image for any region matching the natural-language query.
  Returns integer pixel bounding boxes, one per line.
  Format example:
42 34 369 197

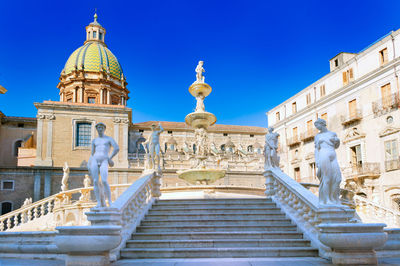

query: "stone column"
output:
113 118 121 167
44 171 51 198
73 89 76 103
33 171 41 202
107 90 111 104
44 115 55 166
120 118 129 168
35 114 45 165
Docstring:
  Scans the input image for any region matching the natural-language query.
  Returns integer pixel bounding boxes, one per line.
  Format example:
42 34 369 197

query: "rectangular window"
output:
381 83 391 107
309 162 316 182
292 127 298 139
88 97 96 104
93 31 97 38
250 134 254 137
99 32 103 41
334 59 339 67
385 140 398 160
320 84 326 97
380 48 388 65
1 180 14 190
292 102 297 114
306 93 311 105
306 120 313 133
76 122 92 147
349 99 357 118
168 131 173 134
342 68 354 85
223 133 228 136
276 112 280 121
350 145 362 166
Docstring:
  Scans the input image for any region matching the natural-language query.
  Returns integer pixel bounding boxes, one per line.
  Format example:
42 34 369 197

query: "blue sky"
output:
1 0 400 127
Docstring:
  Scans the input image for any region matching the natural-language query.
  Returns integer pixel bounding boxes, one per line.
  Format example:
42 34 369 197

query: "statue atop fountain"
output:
177 61 226 185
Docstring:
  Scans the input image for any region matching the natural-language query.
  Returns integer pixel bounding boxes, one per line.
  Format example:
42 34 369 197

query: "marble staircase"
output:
119 198 319 259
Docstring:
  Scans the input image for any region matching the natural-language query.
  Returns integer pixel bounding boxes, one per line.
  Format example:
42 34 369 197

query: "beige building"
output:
267 29 400 212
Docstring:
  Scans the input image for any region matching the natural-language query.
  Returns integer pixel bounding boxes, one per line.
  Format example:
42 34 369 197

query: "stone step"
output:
120 247 319 259
132 231 304 240
145 213 287 220
151 203 277 210
126 239 311 248
157 198 272 204
136 224 298 233
148 208 283 215
141 219 293 226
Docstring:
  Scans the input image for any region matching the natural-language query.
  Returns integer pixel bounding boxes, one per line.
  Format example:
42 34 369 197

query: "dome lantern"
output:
85 12 106 45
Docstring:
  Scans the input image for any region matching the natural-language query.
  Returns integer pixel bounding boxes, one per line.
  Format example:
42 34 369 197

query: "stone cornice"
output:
34 101 132 114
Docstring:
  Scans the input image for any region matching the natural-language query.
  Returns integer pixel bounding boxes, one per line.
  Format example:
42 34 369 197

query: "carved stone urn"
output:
319 223 387 265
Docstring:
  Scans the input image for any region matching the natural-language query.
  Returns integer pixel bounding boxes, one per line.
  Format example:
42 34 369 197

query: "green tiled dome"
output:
63 42 123 79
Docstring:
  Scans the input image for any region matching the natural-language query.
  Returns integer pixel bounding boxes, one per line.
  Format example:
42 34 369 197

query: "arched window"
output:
14 140 23 157
1 201 12 215
220 144 226 152
193 144 197 154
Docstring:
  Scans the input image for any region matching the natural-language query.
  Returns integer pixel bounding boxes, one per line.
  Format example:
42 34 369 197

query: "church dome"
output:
63 42 123 80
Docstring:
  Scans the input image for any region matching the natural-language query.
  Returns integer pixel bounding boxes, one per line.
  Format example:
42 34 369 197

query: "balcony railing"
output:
385 158 400 172
300 129 318 142
287 136 301 146
340 109 362 125
342 162 381 179
372 93 399 116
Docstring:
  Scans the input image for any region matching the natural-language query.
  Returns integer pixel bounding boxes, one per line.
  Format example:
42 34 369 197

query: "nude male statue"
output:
88 122 119 208
144 122 164 170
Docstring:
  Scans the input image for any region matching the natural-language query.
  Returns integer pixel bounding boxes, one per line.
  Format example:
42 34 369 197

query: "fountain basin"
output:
177 169 226 185
185 112 216 128
189 82 212 97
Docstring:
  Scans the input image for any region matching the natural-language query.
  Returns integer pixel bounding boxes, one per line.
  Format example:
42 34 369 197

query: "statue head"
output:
268 126 274 133
95 122 106 135
314 118 327 130
198 60 203 66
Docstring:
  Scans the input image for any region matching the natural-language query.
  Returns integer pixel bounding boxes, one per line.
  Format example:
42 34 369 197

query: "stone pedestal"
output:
317 205 355 224
319 223 387 265
263 170 275 197
55 225 121 266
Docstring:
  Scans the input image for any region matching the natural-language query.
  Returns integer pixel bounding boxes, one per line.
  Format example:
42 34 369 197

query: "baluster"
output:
6 218 11 230
48 200 53 213
0 219 4 231
41 204 45 216
21 211 27 224
33 207 38 219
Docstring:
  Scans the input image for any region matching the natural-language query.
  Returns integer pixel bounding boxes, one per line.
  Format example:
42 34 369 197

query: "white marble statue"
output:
83 174 91 188
144 122 164 171
314 118 342 206
237 144 247 158
210 142 220 156
195 128 208 157
264 127 280 169
88 122 119 208
195 60 205 83
23 197 32 207
195 94 205 112
61 162 70 191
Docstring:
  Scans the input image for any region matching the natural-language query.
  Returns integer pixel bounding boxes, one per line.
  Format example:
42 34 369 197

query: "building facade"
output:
267 29 400 212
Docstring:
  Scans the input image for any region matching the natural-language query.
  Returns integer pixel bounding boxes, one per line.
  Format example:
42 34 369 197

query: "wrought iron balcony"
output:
372 93 399 117
385 158 400 172
300 129 318 142
342 162 381 180
287 136 301 147
340 109 362 125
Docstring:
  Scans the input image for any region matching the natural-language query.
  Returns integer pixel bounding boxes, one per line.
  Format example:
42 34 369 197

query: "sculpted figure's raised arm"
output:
314 118 342 206
88 122 119 208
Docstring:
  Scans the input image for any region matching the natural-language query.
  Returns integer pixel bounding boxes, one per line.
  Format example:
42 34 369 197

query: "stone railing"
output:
340 108 362 125
300 129 318 142
85 170 161 260
372 93 399 117
354 195 400 228
0 184 130 232
264 168 356 258
342 162 381 179
287 135 301 146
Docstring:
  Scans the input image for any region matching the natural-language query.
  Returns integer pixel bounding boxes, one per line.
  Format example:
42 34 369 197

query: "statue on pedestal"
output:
61 162 70 191
195 61 205 83
264 127 280 169
144 123 164 171
314 118 342 206
88 123 119 208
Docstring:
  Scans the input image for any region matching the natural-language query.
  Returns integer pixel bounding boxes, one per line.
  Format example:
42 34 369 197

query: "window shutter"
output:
384 48 388 62
343 72 348 84
349 68 354 80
